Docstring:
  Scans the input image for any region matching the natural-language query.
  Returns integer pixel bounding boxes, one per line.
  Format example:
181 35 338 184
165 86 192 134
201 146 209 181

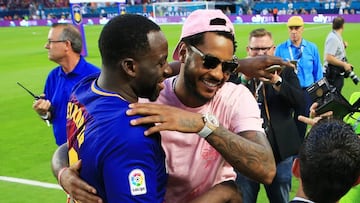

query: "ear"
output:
121 58 137 78
246 46 251 53
178 42 188 63
292 158 301 179
64 40 72 52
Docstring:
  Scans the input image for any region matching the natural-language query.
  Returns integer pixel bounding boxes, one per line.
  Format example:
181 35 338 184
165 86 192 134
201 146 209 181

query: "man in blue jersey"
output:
275 16 323 142
32 23 100 146
64 14 172 202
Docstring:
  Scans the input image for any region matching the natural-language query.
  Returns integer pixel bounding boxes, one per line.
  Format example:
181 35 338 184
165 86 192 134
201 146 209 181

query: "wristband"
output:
57 167 68 190
40 112 49 120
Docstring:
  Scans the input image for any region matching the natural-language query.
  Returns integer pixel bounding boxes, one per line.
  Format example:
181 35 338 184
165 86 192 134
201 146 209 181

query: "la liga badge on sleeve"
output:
128 169 147 196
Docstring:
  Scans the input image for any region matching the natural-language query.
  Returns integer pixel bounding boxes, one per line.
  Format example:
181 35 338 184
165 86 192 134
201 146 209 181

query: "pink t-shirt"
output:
155 76 264 203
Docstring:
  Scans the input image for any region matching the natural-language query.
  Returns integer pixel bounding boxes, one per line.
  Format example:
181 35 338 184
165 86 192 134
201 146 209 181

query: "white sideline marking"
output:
305 25 329 31
0 176 62 190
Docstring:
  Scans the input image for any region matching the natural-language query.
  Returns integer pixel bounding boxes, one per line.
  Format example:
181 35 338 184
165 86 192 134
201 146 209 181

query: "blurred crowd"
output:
245 0 358 15
0 0 358 11
0 0 359 22
0 0 68 11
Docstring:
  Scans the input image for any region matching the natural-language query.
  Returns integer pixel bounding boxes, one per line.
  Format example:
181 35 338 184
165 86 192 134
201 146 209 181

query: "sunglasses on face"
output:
189 45 238 74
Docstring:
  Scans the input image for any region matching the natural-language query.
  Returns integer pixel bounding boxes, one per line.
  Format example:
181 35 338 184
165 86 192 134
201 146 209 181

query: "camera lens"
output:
349 71 359 85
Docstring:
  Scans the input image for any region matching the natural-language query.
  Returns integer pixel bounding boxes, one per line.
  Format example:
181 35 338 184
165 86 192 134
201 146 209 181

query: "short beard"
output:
148 92 158 102
183 60 211 104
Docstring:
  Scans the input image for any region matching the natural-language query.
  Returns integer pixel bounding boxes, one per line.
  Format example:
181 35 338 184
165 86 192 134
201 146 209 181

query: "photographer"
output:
324 16 355 92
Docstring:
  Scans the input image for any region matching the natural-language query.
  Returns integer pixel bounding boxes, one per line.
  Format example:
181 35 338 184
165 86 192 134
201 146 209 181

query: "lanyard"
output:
253 81 270 123
288 45 303 74
288 45 304 61
254 80 263 101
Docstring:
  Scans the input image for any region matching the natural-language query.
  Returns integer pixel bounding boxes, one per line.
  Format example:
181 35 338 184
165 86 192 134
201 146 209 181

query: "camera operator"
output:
324 16 355 92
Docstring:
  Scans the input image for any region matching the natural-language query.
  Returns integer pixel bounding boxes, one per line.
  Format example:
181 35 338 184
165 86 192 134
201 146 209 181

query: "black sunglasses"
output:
189 45 238 74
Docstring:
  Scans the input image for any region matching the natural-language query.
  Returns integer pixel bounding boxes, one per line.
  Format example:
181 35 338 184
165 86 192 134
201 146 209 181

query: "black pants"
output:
325 65 345 92
326 73 344 92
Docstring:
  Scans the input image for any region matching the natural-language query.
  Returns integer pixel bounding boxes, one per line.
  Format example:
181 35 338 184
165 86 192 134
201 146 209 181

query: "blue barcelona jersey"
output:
44 56 99 146
67 74 167 203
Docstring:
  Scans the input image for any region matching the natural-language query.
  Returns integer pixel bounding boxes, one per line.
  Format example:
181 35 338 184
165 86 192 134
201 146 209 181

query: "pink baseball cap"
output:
172 9 235 60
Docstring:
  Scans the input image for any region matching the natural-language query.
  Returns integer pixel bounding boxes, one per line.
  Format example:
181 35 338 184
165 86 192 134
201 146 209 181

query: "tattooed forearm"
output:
206 126 276 184
178 116 202 130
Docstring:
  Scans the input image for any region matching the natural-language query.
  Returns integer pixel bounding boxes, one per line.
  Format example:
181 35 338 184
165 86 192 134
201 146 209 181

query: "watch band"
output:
198 125 213 138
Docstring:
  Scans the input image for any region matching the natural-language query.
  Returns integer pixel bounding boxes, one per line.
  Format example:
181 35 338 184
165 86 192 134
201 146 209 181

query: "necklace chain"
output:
172 76 178 93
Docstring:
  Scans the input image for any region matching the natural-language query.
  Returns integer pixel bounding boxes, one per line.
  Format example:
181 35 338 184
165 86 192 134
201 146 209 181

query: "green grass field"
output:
0 23 359 203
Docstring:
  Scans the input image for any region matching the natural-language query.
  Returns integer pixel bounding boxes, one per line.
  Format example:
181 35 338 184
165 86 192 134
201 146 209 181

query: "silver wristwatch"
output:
198 113 219 138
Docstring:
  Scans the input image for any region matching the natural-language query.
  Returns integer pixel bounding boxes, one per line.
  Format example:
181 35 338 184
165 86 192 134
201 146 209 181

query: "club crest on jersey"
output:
128 169 147 196
71 4 82 25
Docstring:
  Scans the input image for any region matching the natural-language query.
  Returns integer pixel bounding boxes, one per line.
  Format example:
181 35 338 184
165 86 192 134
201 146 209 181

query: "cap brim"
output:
172 41 181 61
287 24 304 27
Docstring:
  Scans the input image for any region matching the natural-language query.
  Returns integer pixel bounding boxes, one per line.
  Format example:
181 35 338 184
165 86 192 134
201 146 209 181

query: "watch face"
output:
207 114 219 126
199 113 219 138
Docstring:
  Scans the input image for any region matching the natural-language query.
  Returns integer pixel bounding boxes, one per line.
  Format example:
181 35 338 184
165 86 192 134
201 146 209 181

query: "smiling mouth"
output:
202 79 221 89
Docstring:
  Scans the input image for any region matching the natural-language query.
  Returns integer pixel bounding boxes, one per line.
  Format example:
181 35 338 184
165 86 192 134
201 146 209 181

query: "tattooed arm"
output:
207 128 275 184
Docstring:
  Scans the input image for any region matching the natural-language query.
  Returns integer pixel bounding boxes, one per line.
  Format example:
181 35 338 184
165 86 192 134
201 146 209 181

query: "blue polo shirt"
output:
275 39 323 88
67 74 167 202
44 56 99 145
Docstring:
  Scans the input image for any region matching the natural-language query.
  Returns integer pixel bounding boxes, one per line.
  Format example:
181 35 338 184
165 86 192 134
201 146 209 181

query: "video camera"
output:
306 77 360 119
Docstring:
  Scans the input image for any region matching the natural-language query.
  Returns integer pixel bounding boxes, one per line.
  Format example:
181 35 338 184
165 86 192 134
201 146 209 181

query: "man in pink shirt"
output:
53 10 279 203
127 10 275 202
153 75 267 202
